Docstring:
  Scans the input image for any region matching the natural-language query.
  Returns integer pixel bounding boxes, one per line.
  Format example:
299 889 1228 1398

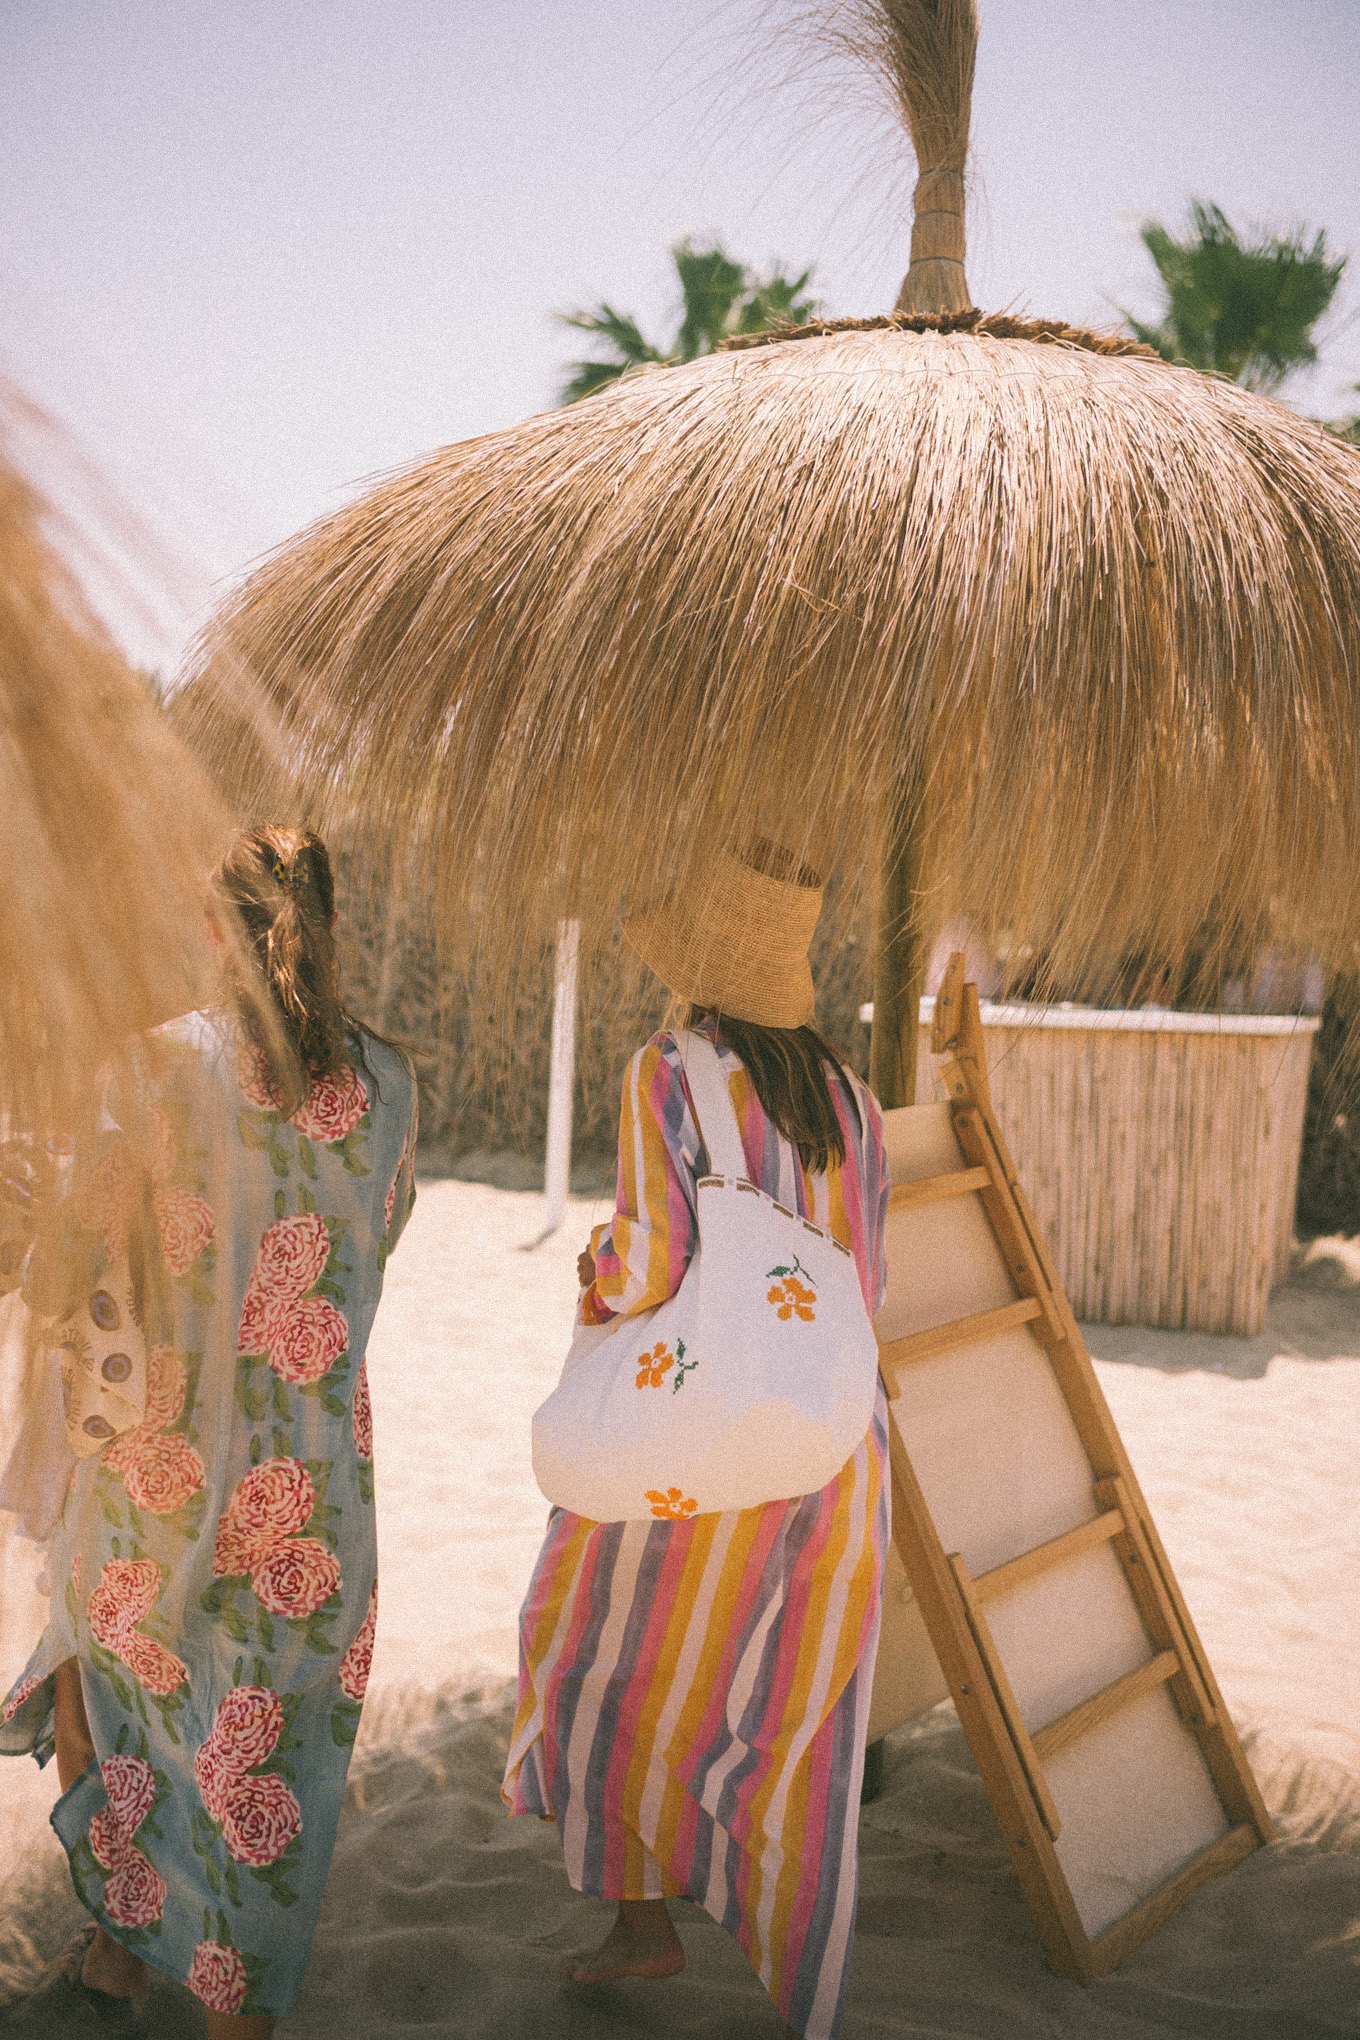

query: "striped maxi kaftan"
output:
503 1018 890 2040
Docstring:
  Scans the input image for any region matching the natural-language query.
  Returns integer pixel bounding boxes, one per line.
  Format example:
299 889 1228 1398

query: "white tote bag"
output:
531 1031 879 1521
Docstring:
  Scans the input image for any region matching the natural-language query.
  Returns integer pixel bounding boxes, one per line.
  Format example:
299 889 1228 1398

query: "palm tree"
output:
1124 200 1346 393
558 239 819 405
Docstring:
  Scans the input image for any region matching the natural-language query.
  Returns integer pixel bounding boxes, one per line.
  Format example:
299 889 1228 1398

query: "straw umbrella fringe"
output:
174 1 1360 1086
0 390 236 1134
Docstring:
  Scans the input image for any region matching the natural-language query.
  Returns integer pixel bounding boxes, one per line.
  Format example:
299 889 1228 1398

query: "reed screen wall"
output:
916 1005 1319 1336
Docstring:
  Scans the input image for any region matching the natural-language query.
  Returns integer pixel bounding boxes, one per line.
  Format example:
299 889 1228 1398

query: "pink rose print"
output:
103 1847 167 1929
237 1284 268 1356
2 1673 42 1724
266 1294 347 1385
207 1685 286 1770
88 1754 166 1929
252 1213 330 1303
120 1629 189 1697
153 1184 214 1276
213 1515 267 1578
338 1580 378 1702
194 1687 301 1866
101 1754 156 1833
188 1941 248 2015
87 1559 160 1644
250 1537 341 1618
122 1431 206 1517
291 1066 367 1144
352 1359 372 1458
237 1038 283 1112
104 1346 187 1474
194 1739 235 1823
87 1562 187 1692
215 1459 315 1565
220 1771 303 1867
385 1171 398 1230
71 1551 81 1596
88 1808 125 1871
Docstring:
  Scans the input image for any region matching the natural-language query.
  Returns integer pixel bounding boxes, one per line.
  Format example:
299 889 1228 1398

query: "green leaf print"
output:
271 1376 291 1423
232 1656 244 1686
256 1608 276 1653
299 1187 318 1218
224 1855 242 1907
357 1460 374 1506
250 1848 301 1908
331 1698 362 1748
98 1487 124 1530
114 1722 129 1754
219 1607 251 1644
253 1656 272 1687
65 1580 78 1623
249 1432 263 1465
315 1276 345 1303
274 1189 286 1222
296 1136 317 1179
239 1371 268 1424
237 1112 271 1151
271 1424 291 1460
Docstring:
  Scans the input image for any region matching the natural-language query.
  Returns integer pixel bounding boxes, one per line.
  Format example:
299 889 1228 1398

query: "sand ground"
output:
2 1177 1358 2036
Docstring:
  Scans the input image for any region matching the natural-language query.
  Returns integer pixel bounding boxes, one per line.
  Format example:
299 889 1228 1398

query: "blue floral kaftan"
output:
0 1007 417 2019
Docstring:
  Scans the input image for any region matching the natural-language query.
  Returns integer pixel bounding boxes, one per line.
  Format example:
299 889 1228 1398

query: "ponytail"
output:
212 826 349 1112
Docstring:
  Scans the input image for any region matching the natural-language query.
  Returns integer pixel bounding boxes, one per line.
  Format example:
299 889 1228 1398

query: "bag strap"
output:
673 1030 749 1180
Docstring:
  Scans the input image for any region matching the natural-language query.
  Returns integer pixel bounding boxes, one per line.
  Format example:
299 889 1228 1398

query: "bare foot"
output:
61 1922 147 2000
559 1899 685 1984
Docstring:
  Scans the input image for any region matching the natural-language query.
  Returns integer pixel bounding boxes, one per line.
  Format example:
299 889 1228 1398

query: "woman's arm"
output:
580 1037 699 1324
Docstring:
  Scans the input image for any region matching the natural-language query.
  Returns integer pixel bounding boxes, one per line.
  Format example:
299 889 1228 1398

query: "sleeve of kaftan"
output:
582 1036 699 1323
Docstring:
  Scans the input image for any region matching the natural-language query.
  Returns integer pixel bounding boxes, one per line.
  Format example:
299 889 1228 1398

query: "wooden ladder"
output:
876 953 1274 1982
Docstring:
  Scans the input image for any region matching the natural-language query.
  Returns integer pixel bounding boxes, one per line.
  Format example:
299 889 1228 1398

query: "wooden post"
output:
543 917 579 1234
869 765 930 1110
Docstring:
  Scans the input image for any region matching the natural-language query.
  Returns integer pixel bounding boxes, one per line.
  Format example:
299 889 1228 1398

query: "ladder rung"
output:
878 1296 1044 1387
888 1166 992 1211
972 1509 1126 1606
1031 1650 1181 1762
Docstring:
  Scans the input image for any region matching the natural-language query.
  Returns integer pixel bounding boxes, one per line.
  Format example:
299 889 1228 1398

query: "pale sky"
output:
2 0 1357 660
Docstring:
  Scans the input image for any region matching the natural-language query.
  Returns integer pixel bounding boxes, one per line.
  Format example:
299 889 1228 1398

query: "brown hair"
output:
212 826 350 1113
681 1006 858 1175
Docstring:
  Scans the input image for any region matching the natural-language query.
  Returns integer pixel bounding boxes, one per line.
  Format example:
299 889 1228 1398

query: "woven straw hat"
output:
623 847 824 1029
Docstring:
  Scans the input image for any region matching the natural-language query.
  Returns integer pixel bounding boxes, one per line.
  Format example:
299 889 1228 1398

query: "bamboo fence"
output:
915 1002 1319 1336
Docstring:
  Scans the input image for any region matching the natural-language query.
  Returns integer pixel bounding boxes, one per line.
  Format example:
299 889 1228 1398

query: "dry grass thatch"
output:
176 325 1360 1034
0 381 236 1134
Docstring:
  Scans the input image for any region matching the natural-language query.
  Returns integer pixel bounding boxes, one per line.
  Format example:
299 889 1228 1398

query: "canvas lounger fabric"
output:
0 1009 418 2020
502 1018 891 2040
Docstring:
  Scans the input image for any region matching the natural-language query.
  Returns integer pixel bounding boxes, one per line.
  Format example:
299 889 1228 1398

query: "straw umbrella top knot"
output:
829 0 979 313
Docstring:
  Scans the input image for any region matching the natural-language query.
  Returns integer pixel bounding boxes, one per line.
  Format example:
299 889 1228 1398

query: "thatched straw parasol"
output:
176 0 1360 1106
0 379 234 1135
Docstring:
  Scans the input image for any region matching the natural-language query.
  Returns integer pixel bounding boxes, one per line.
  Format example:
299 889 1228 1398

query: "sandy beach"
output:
2 1175 1358 2036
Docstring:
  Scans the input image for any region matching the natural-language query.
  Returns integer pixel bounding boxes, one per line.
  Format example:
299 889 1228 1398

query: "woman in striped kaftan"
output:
503 1008 890 2040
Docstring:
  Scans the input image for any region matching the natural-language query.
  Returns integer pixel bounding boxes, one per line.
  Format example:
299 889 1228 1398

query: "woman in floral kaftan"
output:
503 845 890 2040
0 827 417 2035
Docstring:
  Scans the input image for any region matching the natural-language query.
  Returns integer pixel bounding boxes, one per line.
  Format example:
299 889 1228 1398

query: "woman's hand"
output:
577 1247 596 1290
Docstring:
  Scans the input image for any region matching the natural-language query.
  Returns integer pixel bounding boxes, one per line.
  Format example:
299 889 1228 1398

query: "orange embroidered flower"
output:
767 1274 817 1322
645 1487 698 1520
635 1340 676 1389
